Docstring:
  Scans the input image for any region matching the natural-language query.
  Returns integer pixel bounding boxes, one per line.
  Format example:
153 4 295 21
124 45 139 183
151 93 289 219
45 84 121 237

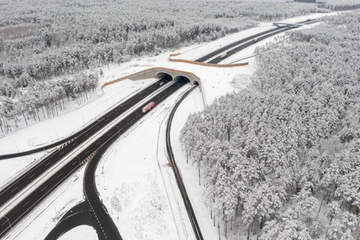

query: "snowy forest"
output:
180 11 360 239
1 0 358 134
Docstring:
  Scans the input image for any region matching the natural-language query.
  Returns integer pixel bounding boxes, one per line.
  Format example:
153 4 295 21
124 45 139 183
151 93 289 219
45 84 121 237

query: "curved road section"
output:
0 78 190 239
0 78 172 208
0 77 185 239
0 77 172 160
195 18 318 63
1 18 320 239
165 84 203 240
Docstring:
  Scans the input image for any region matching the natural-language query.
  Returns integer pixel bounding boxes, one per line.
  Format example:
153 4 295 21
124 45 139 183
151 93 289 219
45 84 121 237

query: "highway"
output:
0 77 172 208
0 77 174 160
0 77 189 239
165 85 203 239
78 77 192 239
195 19 318 63
0 17 320 239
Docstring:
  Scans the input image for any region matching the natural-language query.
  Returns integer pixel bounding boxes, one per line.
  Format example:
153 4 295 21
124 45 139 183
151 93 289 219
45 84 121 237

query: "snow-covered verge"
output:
3 167 85 240
1 0 321 138
58 225 97 240
95 88 187 240
180 11 360 240
0 12 337 240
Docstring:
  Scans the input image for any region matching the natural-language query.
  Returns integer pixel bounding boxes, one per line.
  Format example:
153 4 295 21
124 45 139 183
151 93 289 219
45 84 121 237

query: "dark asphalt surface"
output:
1 18 319 239
196 18 318 63
0 77 173 210
45 201 97 240
36 78 189 240
165 85 203 239
0 78 176 239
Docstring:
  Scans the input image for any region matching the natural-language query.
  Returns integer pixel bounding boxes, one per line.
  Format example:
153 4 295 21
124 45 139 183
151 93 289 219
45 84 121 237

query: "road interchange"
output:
0 18 319 239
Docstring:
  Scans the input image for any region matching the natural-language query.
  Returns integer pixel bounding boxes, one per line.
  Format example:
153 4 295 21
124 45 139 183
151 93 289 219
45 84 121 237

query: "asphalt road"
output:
45 201 97 240
0 77 189 239
195 18 318 63
0 78 171 160
0 77 172 208
165 84 204 239
0 18 319 239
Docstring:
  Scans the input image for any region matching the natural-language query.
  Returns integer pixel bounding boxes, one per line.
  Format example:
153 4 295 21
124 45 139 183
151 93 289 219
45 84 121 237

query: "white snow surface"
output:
0 13 334 240
58 225 98 240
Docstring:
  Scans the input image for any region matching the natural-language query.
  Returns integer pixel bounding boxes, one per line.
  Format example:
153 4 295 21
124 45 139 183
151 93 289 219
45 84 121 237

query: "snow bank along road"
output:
45 78 191 240
196 18 318 64
0 77 188 238
165 84 203 240
0 17 320 239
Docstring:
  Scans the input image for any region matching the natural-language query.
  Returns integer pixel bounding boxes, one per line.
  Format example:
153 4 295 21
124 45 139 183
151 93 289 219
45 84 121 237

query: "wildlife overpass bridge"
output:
102 67 201 88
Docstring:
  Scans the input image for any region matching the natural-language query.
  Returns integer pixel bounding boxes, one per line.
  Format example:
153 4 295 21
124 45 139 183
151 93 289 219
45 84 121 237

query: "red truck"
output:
142 101 156 113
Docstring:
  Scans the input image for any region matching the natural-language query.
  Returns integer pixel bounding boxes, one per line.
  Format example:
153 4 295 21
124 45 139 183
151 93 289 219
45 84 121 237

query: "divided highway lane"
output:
0 78 190 239
208 27 289 64
196 19 318 63
0 77 172 209
165 85 203 240
1 18 320 237
195 26 287 62
81 77 192 240
0 77 173 160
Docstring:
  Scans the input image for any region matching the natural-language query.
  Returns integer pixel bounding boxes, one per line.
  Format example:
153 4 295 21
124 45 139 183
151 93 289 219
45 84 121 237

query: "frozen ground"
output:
58 225 97 240
0 12 334 240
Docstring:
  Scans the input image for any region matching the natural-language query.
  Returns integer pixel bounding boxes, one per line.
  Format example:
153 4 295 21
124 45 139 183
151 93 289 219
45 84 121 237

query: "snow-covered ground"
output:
0 12 334 240
58 225 97 240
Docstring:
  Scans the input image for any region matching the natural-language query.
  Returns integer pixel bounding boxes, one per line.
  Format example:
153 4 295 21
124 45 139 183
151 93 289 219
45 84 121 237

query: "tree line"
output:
180 10 360 239
0 72 98 133
0 0 323 134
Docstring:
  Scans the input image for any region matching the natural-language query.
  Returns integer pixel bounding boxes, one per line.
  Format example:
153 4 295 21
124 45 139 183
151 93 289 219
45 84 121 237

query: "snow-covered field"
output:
58 225 97 240
0 12 334 240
